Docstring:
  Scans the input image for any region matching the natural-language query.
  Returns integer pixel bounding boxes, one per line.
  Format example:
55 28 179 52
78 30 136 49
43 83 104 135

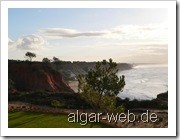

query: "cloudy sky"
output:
8 8 168 64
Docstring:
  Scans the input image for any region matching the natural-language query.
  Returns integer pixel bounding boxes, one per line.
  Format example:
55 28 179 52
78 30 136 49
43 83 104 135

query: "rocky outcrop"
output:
8 61 74 93
157 91 168 101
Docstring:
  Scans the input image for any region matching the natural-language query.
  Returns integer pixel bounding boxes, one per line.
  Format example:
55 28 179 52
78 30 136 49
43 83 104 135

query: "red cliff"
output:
8 61 74 93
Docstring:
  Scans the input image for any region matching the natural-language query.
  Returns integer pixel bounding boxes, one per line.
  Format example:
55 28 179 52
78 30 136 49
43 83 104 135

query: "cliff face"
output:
8 61 74 93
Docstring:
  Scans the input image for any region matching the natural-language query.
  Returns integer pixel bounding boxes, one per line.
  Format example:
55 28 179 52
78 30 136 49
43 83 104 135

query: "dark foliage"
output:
25 52 36 61
116 92 168 110
9 91 91 109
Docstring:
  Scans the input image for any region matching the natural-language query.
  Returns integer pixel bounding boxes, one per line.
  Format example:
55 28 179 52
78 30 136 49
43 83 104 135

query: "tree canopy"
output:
25 52 36 61
53 56 61 63
42 57 51 63
77 58 126 112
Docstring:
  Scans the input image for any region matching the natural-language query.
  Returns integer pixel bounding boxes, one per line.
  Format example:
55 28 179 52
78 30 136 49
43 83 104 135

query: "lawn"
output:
8 111 108 128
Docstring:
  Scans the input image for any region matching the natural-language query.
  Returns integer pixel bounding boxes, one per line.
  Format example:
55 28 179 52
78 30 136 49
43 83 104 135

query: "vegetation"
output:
53 56 62 63
8 59 133 82
8 91 168 110
77 59 126 126
8 79 15 91
25 52 36 61
157 91 168 101
9 92 91 109
42 57 51 63
9 112 108 128
115 91 168 110
8 58 167 128
51 100 64 108
78 59 125 110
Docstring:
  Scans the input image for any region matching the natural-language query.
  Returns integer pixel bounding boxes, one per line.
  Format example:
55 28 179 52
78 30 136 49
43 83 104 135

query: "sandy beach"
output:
68 81 79 92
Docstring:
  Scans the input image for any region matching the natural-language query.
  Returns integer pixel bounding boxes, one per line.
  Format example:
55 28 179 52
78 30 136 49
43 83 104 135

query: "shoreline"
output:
67 80 168 101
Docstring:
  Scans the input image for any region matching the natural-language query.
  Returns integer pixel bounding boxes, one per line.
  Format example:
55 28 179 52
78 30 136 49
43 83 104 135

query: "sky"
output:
8 8 168 64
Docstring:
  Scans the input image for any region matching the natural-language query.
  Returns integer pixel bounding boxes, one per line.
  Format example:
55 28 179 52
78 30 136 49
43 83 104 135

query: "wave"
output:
118 65 168 100
134 64 168 69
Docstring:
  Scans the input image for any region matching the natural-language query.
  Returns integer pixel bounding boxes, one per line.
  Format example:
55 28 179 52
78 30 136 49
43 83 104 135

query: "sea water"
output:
118 65 168 100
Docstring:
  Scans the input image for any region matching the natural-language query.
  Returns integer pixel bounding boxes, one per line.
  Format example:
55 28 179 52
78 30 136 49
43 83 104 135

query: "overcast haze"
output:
8 8 168 64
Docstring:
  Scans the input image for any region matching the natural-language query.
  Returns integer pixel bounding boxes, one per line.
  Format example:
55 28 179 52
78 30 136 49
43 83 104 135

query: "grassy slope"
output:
9 112 108 128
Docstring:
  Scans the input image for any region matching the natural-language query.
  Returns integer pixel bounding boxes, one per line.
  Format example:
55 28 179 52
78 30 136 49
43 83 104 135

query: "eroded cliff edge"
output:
8 61 74 93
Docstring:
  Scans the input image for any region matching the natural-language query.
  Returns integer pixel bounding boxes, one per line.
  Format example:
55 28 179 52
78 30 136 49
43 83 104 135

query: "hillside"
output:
8 60 74 93
8 60 133 93
51 61 133 81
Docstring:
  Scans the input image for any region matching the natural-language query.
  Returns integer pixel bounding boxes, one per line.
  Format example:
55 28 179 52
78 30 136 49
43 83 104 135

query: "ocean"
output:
118 64 168 100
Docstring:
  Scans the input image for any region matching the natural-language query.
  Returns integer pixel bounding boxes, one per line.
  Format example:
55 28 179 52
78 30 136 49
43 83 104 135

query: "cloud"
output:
8 38 14 49
139 45 168 56
9 35 46 50
9 38 13 42
38 23 167 45
108 24 168 41
39 28 107 39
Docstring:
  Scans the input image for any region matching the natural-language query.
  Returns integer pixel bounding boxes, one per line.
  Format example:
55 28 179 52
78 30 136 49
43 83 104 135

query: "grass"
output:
9 111 108 128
